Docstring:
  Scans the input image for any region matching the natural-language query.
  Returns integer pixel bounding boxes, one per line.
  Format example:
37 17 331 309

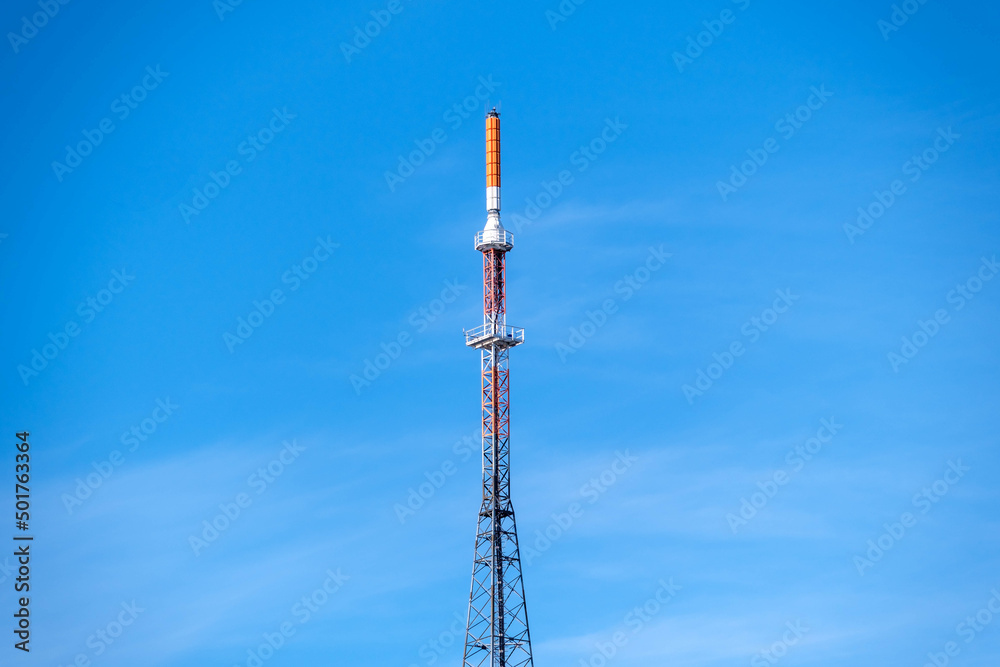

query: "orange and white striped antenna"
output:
475 109 511 253
486 108 501 215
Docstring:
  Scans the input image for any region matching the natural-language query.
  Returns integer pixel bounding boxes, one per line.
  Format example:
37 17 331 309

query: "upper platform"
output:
475 228 514 252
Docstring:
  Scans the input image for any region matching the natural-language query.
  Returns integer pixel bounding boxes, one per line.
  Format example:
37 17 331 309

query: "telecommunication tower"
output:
461 110 534 667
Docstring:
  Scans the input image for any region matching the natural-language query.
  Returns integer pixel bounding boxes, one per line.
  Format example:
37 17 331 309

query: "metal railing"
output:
464 322 525 347
474 229 514 249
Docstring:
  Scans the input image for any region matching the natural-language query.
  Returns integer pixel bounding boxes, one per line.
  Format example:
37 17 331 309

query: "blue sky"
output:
1 0 999 665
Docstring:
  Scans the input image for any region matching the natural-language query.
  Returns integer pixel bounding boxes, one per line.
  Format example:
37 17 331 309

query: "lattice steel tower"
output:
461 110 534 667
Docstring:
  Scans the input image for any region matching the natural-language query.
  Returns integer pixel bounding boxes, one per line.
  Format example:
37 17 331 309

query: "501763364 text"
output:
13 431 32 653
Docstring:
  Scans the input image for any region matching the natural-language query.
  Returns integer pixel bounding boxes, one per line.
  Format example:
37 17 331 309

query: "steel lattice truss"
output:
482 249 506 323
463 343 534 667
